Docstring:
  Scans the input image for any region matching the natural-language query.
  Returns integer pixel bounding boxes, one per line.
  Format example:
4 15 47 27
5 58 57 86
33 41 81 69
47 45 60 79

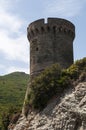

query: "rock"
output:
12 82 86 130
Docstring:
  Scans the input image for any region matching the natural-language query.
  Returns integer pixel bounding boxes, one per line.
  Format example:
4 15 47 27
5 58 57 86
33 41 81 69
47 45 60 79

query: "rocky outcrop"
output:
12 82 86 130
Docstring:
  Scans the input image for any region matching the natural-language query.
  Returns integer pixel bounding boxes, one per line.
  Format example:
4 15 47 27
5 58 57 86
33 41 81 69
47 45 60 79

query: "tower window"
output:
53 26 56 33
36 47 38 51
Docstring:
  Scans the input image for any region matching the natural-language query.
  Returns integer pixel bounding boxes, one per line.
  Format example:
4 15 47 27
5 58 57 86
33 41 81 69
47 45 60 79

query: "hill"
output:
0 72 29 128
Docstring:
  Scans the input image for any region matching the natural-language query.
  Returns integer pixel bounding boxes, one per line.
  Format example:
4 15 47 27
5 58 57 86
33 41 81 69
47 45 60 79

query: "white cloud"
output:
0 0 29 62
0 0 29 63
45 0 86 18
0 0 30 75
0 10 23 33
0 28 29 63
0 0 24 34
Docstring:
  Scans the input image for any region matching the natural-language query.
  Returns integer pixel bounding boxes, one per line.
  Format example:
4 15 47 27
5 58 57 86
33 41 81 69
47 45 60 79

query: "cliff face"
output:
12 82 86 130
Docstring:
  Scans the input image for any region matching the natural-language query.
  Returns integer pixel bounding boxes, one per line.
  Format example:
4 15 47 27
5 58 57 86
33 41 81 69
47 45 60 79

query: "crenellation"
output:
28 25 75 42
27 18 75 78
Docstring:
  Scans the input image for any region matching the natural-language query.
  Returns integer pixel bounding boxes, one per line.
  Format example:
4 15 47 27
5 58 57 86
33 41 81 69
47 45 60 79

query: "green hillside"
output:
0 72 29 128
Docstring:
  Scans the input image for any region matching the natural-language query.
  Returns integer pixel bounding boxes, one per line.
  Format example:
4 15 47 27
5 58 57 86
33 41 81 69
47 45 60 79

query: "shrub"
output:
25 64 65 110
67 57 86 80
1 112 10 130
24 58 86 112
1 106 21 130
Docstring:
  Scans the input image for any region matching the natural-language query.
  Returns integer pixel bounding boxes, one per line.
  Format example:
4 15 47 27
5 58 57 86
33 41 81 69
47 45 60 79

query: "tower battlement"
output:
27 18 75 41
27 18 75 78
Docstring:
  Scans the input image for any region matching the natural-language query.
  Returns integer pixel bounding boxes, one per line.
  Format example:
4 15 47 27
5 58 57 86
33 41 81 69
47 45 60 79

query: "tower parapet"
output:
27 18 75 78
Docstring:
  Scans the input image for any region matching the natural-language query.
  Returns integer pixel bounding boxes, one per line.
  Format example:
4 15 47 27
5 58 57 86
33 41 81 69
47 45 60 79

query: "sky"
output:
0 0 86 75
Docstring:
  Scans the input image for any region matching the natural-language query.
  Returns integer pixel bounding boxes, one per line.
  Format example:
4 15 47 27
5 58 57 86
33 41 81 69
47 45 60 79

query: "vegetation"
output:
67 57 86 79
1 106 21 130
0 58 86 128
0 72 29 129
24 58 86 113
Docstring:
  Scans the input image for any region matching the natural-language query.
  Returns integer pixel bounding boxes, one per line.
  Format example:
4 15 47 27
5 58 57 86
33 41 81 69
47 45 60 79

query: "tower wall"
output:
27 18 75 78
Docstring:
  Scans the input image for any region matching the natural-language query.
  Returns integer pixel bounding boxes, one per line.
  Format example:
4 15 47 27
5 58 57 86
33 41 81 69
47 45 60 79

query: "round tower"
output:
27 18 75 78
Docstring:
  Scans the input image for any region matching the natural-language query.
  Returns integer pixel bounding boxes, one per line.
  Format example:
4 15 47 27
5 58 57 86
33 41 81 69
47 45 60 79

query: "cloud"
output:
44 0 86 18
0 10 23 33
0 0 29 75
0 0 29 63
0 30 29 63
0 0 24 34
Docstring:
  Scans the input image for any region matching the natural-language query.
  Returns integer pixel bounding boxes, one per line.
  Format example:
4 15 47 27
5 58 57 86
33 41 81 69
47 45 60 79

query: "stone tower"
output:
27 18 75 78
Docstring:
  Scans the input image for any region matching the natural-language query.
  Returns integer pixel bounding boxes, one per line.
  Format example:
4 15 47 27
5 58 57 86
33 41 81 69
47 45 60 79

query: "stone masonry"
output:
27 18 75 78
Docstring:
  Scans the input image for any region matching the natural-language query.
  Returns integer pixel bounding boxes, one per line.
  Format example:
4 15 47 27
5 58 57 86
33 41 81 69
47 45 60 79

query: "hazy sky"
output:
0 0 86 75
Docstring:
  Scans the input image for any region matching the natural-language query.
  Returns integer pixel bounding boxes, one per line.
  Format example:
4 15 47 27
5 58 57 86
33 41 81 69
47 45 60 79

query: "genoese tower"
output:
27 18 75 78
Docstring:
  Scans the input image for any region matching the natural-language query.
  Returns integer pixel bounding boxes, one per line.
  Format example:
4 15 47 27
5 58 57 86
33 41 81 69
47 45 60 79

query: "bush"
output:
1 106 21 130
24 58 86 112
25 64 67 110
1 112 10 130
67 57 86 80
